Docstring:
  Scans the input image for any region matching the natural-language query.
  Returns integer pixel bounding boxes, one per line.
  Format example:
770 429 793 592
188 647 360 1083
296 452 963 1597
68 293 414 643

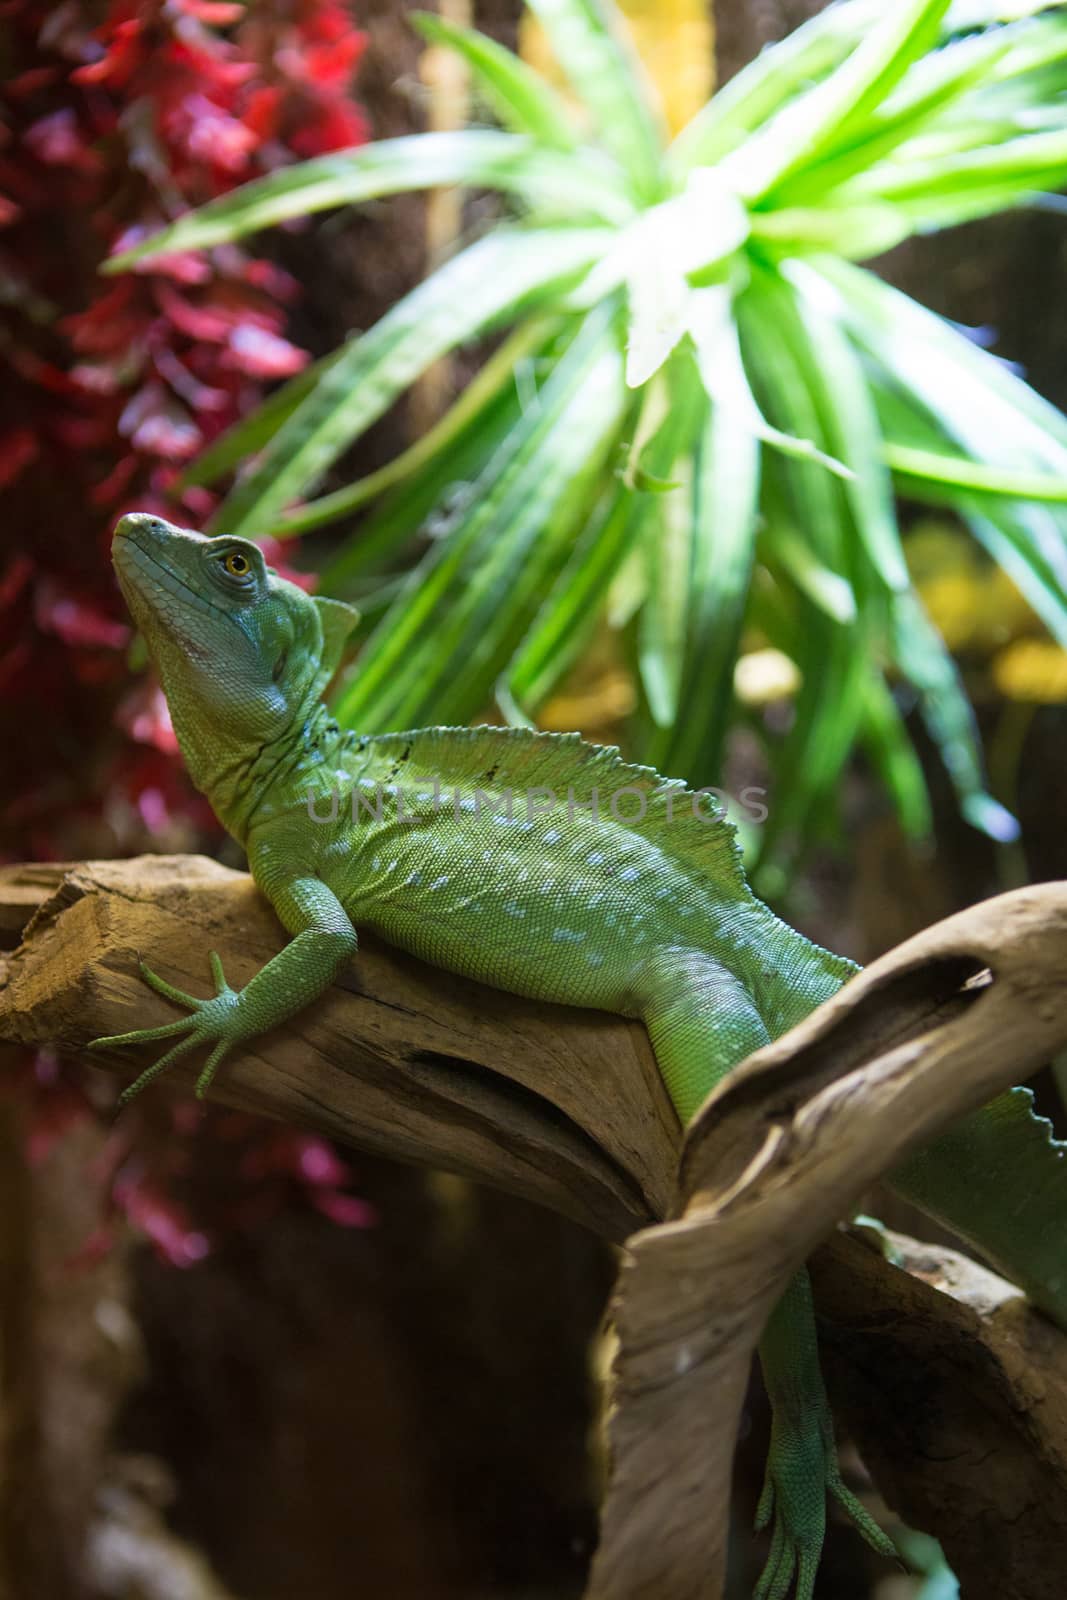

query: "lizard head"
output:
113 512 359 764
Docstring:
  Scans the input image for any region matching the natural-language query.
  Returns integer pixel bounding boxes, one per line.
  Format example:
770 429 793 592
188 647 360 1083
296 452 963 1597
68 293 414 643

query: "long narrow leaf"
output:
749 201 915 259
967 505 1067 649
209 228 611 539
885 441 1067 503
637 357 707 725
411 12 580 148
670 0 1057 174
725 0 952 202
819 256 1067 458
670 1 873 172
332 306 624 731
737 282 855 582
272 316 557 537
644 393 761 783
870 373 1067 646
179 350 341 490
783 270 910 589
890 591 1018 840
525 0 665 200
818 257 1067 640
772 27 1015 204
861 673 933 839
106 132 631 270
688 283 853 477
319 362 531 593
842 126 1067 203
504 470 638 710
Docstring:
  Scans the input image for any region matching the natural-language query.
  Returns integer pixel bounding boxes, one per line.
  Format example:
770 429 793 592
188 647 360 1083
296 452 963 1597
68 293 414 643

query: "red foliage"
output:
0 0 367 863
0 0 372 1252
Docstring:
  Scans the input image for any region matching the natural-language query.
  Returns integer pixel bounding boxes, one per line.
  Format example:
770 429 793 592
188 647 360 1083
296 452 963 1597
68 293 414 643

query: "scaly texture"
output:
96 512 1067 1600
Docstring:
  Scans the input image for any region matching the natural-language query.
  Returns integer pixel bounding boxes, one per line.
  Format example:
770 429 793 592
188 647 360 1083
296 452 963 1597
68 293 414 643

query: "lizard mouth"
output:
113 526 226 659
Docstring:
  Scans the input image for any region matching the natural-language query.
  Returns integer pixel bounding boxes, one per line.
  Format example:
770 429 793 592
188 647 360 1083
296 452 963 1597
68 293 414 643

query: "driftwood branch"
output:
5 858 1067 1599
593 884 1067 1600
812 1227 1067 1600
0 856 679 1242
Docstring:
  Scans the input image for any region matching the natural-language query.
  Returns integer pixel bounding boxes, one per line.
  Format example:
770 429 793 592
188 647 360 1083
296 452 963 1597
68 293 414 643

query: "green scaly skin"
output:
97 514 1067 1600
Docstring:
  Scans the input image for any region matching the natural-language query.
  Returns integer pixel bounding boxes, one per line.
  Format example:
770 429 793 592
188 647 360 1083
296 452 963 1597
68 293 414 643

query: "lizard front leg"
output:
91 874 358 1104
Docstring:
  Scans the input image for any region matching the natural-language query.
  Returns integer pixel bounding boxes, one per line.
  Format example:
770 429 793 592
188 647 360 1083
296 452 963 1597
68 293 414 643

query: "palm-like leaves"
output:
109 0 1067 869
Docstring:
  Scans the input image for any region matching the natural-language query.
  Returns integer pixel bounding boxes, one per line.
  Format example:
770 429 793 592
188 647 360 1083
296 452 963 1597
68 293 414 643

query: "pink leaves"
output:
0 0 372 1258
226 323 309 378
119 381 203 460
34 578 132 649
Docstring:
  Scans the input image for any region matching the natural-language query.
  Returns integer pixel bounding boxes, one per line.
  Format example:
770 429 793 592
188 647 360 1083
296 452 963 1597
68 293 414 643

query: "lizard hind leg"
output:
639 949 898 1600
638 946 771 1126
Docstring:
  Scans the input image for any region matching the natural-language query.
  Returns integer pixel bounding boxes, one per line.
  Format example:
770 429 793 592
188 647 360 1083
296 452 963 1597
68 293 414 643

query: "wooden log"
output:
7 859 1067 1598
591 883 1067 1600
813 1226 1067 1600
0 856 679 1242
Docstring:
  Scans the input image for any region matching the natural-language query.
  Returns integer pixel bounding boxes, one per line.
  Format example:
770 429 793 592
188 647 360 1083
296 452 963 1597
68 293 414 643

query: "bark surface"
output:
5 858 1067 1599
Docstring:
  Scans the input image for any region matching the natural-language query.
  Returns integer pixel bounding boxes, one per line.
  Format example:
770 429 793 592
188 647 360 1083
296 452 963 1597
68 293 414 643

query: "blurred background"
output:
2 1 1067 1595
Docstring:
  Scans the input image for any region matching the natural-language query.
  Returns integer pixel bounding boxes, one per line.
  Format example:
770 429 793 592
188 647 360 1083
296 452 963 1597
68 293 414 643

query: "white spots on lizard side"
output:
619 867 639 882
585 950 605 968
404 871 422 887
429 875 450 891
552 927 586 943
587 851 605 866
543 828 562 845
504 901 526 918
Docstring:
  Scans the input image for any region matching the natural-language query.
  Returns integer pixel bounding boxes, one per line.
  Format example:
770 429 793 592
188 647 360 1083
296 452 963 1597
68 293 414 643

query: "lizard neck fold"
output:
172 694 365 846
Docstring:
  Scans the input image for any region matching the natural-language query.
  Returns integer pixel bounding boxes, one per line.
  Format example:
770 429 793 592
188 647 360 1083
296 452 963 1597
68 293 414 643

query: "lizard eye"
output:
223 551 251 578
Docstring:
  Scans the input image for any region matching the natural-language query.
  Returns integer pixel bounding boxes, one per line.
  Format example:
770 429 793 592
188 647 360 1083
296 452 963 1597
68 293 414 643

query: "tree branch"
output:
0 856 679 1241
6 859 1067 1599
592 883 1067 1600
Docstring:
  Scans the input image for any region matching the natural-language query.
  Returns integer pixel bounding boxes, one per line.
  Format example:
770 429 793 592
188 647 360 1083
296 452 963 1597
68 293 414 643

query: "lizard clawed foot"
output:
753 1405 899 1600
90 952 245 1105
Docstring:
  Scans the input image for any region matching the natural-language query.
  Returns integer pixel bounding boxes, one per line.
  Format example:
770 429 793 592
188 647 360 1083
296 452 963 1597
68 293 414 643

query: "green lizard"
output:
97 511 1067 1600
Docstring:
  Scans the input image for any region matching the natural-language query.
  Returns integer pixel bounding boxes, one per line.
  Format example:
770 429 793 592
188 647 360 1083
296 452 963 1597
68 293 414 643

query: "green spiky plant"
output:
110 0 1067 878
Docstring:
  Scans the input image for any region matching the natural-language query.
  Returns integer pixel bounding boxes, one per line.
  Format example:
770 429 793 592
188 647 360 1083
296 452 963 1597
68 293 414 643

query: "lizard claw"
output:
753 1405 898 1600
89 955 243 1105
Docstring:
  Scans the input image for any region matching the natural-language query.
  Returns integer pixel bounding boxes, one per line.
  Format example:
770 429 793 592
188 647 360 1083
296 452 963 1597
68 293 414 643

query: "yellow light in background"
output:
520 0 715 139
992 638 1067 704
413 0 472 435
734 647 801 707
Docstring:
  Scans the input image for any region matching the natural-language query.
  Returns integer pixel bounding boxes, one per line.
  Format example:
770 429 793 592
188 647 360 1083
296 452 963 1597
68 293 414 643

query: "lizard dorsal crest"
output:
314 595 360 680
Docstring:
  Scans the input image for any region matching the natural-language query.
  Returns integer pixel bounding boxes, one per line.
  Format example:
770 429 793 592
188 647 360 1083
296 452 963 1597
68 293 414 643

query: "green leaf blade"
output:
208 228 611 539
525 0 666 200
105 132 630 271
410 12 580 148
